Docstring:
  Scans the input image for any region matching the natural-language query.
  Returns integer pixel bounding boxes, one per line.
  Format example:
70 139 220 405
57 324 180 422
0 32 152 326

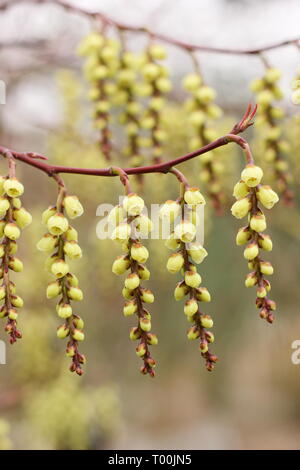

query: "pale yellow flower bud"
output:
140 288 154 303
72 329 85 341
123 193 145 216
51 259 69 278
257 286 267 298
108 205 125 226
135 214 153 236
159 200 181 222
146 333 158 345
63 241 82 259
136 343 147 357
0 286 6 300
195 85 216 103
66 273 79 287
260 261 274 275
123 300 137 317
8 257 23 272
36 234 58 252
233 181 250 199
65 226 78 242
258 234 273 251
236 226 252 245
140 317 151 332
173 281 188 301
187 326 200 340
57 325 70 339
200 315 213 328
57 303 72 319
47 213 69 235
63 195 84 219
3 178 24 197
11 295 23 308
250 212 267 232
184 299 198 317
42 205 56 225
265 67 281 83
4 223 20 240
231 197 251 219
8 308 18 320
187 243 208 264
131 243 149 263
182 73 202 91
130 327 141 341
256 185 279 209
67 286 83 301
46 281 61 299
195 287 211 302
111 223 131 242
148 44 166 60
184 187 206 205
174 221 196 243
185 270 202 288
165 234 180 250
243 243 259 260
13 207 32 229
166 253 184 273
125 273 140 290
122 287 134 300
0 197 10 216
137 265 150 280
112 255 130 275
245 272 257 288
241 164 263 187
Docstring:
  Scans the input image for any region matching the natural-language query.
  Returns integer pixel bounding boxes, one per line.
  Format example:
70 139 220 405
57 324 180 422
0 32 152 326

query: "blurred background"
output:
0 0 300 450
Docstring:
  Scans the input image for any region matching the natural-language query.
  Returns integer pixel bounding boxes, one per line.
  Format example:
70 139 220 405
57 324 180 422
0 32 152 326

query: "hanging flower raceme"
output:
138 43 172 164
37 184 85 375
0 171 32 343
182 69 224 214
250 67 293 204
110 181 157 377
78 32 120 161
231 162 279 323
291 67 300 105
162 178 217 371
115 42 144 170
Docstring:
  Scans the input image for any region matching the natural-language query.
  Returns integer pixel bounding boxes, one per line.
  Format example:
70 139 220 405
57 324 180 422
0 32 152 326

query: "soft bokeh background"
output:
0 0 300 450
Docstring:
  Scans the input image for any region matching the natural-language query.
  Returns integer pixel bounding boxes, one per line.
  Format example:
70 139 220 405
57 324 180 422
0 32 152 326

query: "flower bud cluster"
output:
78 32 121 161
250 68 293 204
0 176 32 343
110 192 157 376
231 164 279 322
138 44 172 164
37 194 85 374
182 72 224 213
162 186 217 371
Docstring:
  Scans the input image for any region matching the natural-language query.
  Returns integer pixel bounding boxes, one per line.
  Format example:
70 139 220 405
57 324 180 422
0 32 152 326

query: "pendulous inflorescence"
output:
162 177 217 371
231 163 279 323
37 181 86 375
182 66 224 213
0 169 32 344
110 179 157 376
78 32 120 161
250 67 293 204
139 43 172 164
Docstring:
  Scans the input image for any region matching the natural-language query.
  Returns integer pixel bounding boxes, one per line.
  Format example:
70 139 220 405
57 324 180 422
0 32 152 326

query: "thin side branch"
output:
1 0 299 56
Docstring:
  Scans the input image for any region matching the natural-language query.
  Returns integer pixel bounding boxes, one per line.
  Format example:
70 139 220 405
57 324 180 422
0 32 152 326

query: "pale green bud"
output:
236 226 252 245
182 73 202 91
65 226 78 242
57 325 70 339
140 317 151 332
11 295 23 308
257 185 279 209
0 197 10 216
42 206 56 224
245 272 257 288
131 243 149 263
8 257 23 272
260 261 274 275
184 270 201 288
233 181 250 199
231 197 251 219
166 253 184 273
36 234 58 252
174 281 188 301
47 213 69 235
63 241 82 259
258 234 273 251
184 299 198 317
184 187 206 205
140 288 154 303
187 243 208 264
187 326 200 340
174 221 196 243
200 315 213 328
123 193 144 216
137 265 150 280
108 205 125 226
123 300 137 317
57 303 72 319
130 327 141 341
241 165 263 187
67 286 83 301
124 273 140 290
112 255 130 275
46 281 61 299
195 287 211 302
63 195 84 219
4 223 20 240
51 259 69 278
13 207 32 229
111 223 131 242
243 243 259 260
250 212 267 232
3 178 24 197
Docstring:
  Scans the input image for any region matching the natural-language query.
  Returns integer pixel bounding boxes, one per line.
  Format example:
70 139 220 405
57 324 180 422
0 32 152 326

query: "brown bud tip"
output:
267 313 275 324
76 367 84 376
